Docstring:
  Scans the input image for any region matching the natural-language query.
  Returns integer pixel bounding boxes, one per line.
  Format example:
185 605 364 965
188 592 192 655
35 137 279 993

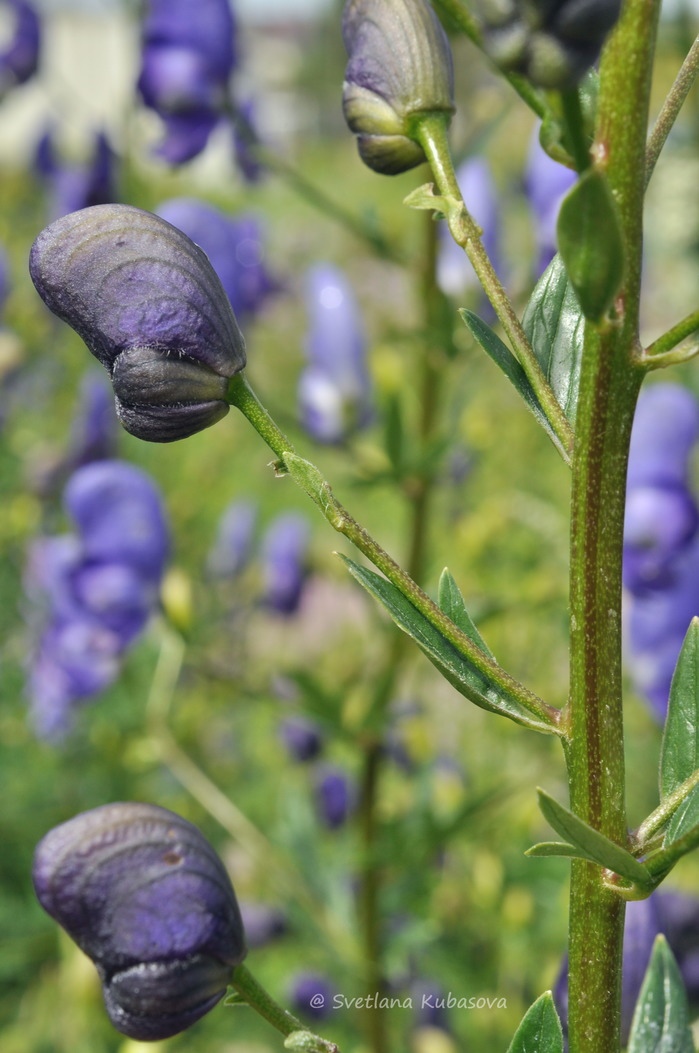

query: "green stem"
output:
645 307 699 355
431 0 549 119
414 113 574 460
639 339 699 370
229 964 340 1053
565 2 661 1050
645 32 699 188
644 822 699 883
227 372 296 464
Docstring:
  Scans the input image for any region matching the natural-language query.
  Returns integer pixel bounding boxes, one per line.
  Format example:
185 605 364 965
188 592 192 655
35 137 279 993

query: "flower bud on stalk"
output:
29 204 246 442
477 0 622 88
342 0 455 175
32 802 247 1039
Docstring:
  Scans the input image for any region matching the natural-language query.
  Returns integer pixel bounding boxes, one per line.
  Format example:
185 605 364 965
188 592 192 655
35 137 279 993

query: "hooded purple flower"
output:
298 264 371 444
33 802 246 1040
314 767 355 829
137 0 236 164
289 972 336 1021
623 385 699 719
524 127 577 275
279 716 324 763
0 0 40 94
29 204 246 442
342 0 454 175
261 512 311 616
34 129 116 223
66 373 119 470
437 157 500 297
26 460 169 739
156 198 277 324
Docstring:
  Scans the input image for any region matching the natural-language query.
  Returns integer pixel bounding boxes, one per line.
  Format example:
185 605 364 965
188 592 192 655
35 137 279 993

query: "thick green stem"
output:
415 114 574 460
565 2 661 1050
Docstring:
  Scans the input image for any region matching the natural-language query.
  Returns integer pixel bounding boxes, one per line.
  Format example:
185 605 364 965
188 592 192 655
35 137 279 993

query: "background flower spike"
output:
32 802 247 1040
29 203 247 442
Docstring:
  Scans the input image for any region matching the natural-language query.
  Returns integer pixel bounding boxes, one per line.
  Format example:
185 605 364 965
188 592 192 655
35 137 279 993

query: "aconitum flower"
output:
26 460 169 739
34 129 116 222
207 498 258 579
261 513 311 616
437 157 500 297
0 0 40 94
623 384 699 720
137 0 236 164
279 716 324 763
524 127 577 275
478 0 622 88
298 264 371 444
33 802 247 1040
342 0 454 175
29 204 246 442
315 767 355 829
289 972 336 1021
156 198 277 324
66 373 118 470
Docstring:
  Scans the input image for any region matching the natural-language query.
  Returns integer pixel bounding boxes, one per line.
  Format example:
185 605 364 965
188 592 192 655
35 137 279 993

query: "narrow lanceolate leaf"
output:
665 785 699 847
556 168 625 323
522 255 584 427
525 841 602 865
339 556 556 734
537 790 651 886
506 992 564 1053
660 619 699 801
627 936 694 1053
459 309 567 459
437 568 492 655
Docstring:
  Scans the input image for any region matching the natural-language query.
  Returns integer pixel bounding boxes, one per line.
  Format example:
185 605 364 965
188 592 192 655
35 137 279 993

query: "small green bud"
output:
342 0 454 175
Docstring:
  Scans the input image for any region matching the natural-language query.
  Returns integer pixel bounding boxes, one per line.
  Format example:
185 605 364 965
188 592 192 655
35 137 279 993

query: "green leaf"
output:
665 785 699 847
522 255 585 426
627 936 694 1053
556 167 625 323
437 568 492 656
459 309 565 454
506 992 564 1053
339 555 555 734
537 790 651 886
525 841 600 864
660 619 699 801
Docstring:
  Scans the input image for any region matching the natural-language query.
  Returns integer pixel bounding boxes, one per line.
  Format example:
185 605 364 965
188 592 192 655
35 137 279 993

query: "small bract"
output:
29 204 246 442
32 802 247 1039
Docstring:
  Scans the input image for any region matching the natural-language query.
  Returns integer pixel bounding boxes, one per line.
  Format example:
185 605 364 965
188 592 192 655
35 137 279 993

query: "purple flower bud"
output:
32 802 246 1040
289 972 336 1020
207 499 258 578
137 0 236 164
315 767 355 829
627 384 699 491
298 264 371 444
34 129 117 222
156 199 277 324
279 716 324 763
64 461 169 583
623 485 698 593
478 0 622 88
342 0 454 175
437 158 500 296
261 513 311 616
524 127 577 274
0 0 40 93
29 204 246 442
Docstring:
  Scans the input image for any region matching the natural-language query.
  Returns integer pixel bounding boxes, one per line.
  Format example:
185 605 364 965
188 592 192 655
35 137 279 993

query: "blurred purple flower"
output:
412 979 451 1032
207 498 257 578
33 802 246 1040
314 767 355 829
279 715 324 763
437 157 500 297
524 127 577 276
156 198 278 324
26 460 169 740
137 0 236 164
0 0 40 94
261 512 310 616
298 264 371 444
66 373 119 470
289 971 336 1021
623 385 699 719
0 244 10 313
239 902 287 948
232 99 264 184
34 129 116 222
